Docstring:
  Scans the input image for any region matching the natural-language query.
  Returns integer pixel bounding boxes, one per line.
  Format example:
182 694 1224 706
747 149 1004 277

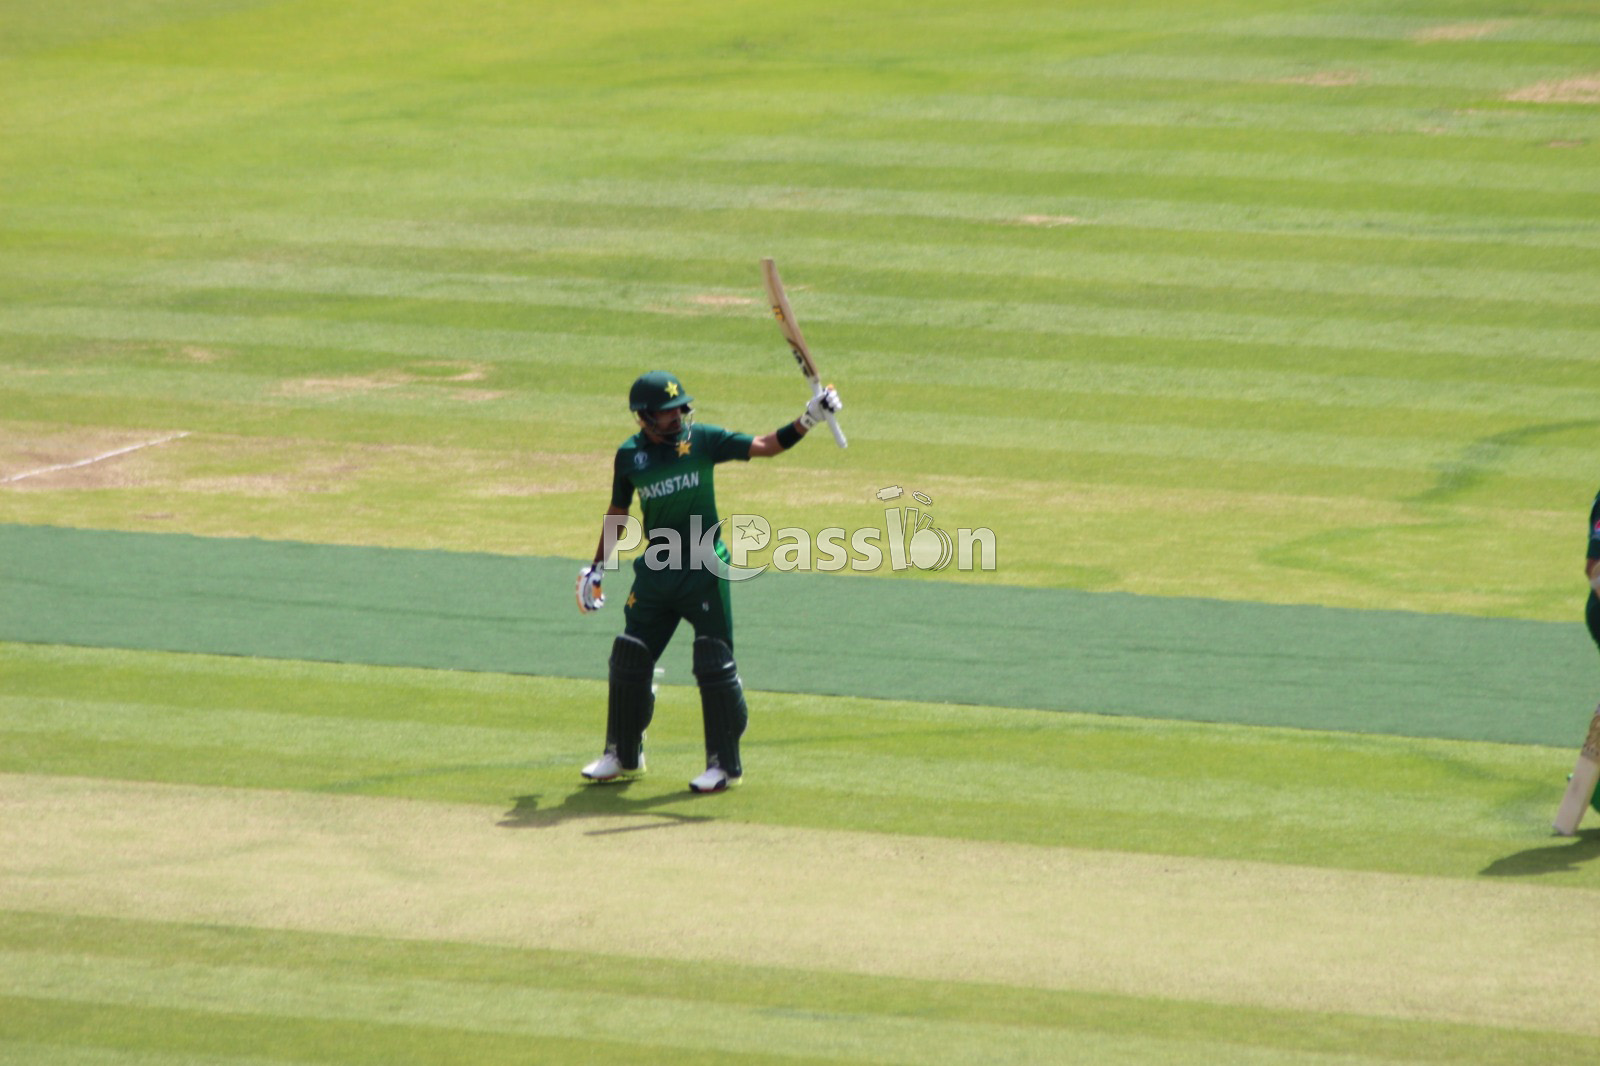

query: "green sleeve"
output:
705 425 754 463
1588 492 1600 561
611 449 635 510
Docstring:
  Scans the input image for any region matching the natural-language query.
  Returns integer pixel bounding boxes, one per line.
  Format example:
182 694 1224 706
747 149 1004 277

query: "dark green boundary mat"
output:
2 524 1594 745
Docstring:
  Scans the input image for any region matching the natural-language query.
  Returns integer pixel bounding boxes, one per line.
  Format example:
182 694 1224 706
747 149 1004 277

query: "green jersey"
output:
1589 490 1600 563
1587 491 1600 652
611 423 753 543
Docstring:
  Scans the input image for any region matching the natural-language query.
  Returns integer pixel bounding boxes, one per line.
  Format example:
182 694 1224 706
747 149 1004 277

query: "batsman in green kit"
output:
575 371 843 793
1587 488 1600 654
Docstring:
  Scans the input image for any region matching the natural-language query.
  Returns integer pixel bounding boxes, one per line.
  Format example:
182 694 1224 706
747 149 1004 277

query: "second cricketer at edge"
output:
574 370 842 794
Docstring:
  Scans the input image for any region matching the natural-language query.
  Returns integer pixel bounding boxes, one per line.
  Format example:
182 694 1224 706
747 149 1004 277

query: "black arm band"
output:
775 422 803 450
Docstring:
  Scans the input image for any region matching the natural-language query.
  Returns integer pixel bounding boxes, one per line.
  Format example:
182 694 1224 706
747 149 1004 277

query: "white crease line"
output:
0 432 191 485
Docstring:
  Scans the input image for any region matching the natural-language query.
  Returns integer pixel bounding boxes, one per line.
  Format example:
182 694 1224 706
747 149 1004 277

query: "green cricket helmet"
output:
628 371 694 413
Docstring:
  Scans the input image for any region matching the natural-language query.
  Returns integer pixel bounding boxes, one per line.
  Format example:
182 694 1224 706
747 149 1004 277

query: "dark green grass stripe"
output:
3 396 1569 512
8 211 1600 307
153 114 1600 180
8 316 1596 427
1023 51 1588 91
1208 13 1600 45
5 307 1597 400
11 168 1599 248
0 912 1591 1066
436 85 1600 142
700 136 1599 195
8 240 1600 326
2 360 1593 481
7 283 1598 366
0 75 1555 145
3 643 1586 878
0 997 821 1066
10 183 1600 256
56 119 1590 195
10 251 1600 354
2 525 1592 746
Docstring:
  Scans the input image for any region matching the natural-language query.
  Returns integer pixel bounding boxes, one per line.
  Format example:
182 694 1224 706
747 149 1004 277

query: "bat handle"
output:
811 379 848 449
826 412 847 449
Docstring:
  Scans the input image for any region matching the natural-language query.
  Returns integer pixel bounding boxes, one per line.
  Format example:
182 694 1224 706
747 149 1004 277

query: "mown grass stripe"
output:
556 87 1600 141
3 642 1592 879
6 272 1596 363
1211 14 1600 44
0 954 1518 1066
9 950 1428 1066
701 137 1600 195
4 363 1593 475
5 910 1594 1066
4 312 1596 407
0 690 1554 840
8 309 1596 420
1026 52 1591 91
0 1037 282 1066
0 697 589 767
6 774 1600 1034
0 1000 838 1066
59 119 1590 196
8 219 1600 308
12 249 1598 342
12 167 1597 246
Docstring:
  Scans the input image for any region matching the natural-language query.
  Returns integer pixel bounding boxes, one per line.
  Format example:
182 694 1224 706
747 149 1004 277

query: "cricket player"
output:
575 370 842 793
1582 488 1600 818
1588 488 1600 653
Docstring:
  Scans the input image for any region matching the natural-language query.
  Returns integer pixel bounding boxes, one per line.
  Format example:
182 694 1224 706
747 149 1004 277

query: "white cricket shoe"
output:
581 752 645 783
688 765 741 794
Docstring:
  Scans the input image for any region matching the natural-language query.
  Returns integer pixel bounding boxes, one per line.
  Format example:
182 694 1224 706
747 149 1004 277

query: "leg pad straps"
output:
607 633 655 768
692 636 747 778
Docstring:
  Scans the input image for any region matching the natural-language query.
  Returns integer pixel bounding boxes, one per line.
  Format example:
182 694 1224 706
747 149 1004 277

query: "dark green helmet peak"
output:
628 371 694 412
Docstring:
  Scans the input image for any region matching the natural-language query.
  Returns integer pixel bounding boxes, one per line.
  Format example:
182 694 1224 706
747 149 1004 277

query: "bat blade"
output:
1553 707 1600 836
760 257 846 449
761 258 819 382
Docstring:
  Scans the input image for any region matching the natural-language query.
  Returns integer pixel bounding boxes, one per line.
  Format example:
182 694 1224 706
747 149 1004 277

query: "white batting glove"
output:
575 564 605 613
801 385 842 429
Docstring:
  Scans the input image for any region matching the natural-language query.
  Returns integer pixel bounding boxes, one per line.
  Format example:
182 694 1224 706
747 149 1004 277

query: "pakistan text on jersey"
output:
636 470 701 500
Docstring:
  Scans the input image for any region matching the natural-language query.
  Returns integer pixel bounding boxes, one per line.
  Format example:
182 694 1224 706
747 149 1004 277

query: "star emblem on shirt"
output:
664 382 680 398
627 592 638 609
675 438 691 457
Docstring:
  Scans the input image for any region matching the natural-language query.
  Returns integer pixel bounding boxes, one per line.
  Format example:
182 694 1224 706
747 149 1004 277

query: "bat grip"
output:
825 412 847 448
809 379 847 448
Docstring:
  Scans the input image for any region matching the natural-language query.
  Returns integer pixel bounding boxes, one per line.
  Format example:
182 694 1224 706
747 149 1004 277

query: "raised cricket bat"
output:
1553 704 1600 835
760 257 847 449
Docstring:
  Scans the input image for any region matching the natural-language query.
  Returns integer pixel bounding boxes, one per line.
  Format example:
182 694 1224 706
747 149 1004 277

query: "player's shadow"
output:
499 783 713 836
1480 828 1600 877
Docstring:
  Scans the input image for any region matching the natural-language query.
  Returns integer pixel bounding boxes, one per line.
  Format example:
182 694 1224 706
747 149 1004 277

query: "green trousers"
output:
1589 592 1600 654
621 552 734 661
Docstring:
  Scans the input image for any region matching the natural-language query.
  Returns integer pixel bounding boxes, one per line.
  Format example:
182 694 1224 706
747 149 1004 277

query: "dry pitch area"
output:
7 773 1600 1038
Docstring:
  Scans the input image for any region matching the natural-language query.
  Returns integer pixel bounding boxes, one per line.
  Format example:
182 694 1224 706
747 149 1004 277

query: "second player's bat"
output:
760 257 847 449
1553 704 1600 835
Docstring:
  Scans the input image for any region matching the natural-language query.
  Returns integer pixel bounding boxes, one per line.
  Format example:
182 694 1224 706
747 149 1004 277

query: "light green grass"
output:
5 642 1594 884
1 913 1588 1066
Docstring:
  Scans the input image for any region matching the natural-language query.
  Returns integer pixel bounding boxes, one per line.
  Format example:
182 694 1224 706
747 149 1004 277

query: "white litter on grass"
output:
0 432 191 485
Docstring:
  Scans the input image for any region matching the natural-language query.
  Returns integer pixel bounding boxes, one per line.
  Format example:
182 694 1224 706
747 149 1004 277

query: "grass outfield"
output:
4 0 1600 1061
